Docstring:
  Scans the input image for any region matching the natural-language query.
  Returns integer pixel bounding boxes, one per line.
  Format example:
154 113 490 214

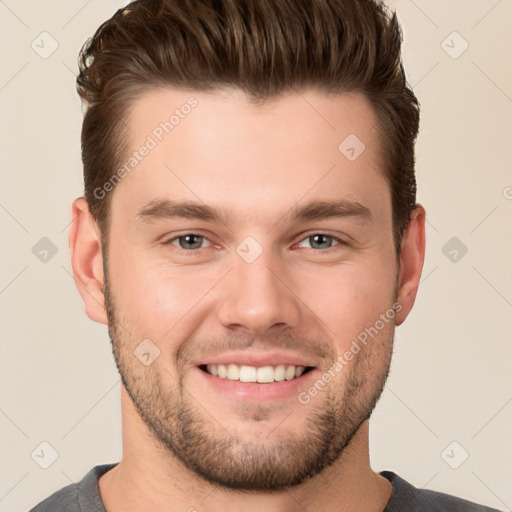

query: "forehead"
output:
112 87 389 227
126 86 379 155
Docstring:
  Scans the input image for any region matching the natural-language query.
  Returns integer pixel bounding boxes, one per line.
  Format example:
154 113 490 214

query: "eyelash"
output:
163 232 346 253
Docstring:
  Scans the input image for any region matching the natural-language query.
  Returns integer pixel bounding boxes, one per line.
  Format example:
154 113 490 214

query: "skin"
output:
70 87 425 511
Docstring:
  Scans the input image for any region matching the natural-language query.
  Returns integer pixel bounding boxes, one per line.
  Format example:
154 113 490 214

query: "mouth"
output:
198 363 316 383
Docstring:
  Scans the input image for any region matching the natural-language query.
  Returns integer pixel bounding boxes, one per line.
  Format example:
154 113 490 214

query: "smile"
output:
200 363 315 383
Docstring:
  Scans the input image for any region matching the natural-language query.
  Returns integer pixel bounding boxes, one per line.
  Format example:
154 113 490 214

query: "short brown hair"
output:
77 0 420 254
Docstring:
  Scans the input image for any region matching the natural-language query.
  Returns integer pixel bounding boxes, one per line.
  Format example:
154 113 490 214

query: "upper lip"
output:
195 351 318 368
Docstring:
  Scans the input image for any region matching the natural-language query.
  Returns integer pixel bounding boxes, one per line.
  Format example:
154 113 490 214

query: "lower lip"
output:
194 366 318 402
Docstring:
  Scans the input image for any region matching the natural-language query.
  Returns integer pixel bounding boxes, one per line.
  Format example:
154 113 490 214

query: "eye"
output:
296 233 343 250
163 232 344 253
165 233 211 251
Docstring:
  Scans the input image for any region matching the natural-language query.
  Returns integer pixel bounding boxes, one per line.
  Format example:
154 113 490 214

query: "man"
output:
29 0 501 510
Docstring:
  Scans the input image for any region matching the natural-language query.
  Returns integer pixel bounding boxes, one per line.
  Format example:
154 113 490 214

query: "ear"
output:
395 204 426 326
69 197 108 324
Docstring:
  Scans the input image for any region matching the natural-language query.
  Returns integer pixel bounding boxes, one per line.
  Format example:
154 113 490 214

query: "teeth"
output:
205 364 307 383
257 366 274 383
240 365 257 382
286 365 296 380
274 364 286 381
227 363 240 380
217 364 227 378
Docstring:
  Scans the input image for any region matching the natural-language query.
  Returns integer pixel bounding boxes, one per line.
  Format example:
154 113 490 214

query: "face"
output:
101 87 401 490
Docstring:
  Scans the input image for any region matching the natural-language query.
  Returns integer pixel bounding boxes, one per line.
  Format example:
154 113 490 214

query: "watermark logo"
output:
441 31 469 60
31 441 59 469
298 302 402 405
441 441 469 469
236 236 263 264
93 97 198 200
32 237 58 263
134 338 161 366
31 31 59 59
338 134 366 162
442 236 468 263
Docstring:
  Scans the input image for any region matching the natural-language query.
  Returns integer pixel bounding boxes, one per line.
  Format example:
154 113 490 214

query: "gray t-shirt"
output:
28 463 503 511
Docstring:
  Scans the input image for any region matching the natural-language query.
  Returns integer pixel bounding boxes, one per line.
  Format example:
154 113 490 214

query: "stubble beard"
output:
103 272 395 491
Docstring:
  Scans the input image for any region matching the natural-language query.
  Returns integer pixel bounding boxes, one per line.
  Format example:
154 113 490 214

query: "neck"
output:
99 387 392 512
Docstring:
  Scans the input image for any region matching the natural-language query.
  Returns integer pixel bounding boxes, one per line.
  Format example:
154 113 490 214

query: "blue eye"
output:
297 234 341 250
163 232 344 253
168 234 211 250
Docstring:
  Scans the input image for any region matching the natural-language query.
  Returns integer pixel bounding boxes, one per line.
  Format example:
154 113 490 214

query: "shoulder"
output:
381 471 504 512
28 481 78 512
28 464 117 512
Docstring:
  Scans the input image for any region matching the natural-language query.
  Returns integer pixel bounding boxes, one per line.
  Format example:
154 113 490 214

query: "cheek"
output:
294 260 396 343
108 236 397 351
108 250 220 339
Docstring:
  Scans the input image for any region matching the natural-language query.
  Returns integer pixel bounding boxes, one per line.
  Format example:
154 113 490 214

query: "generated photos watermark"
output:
298 301 402 405
93 96 198 200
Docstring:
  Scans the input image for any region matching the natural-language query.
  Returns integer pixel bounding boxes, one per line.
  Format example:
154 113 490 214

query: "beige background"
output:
1 0 511 510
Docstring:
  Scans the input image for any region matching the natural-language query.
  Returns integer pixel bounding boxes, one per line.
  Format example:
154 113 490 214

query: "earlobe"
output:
395 204 426 326
68 198 108 325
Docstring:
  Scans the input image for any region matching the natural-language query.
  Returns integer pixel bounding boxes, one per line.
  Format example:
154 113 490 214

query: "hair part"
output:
77 0 420 255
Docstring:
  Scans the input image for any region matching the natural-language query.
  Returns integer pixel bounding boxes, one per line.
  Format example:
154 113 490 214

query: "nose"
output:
216 248 301 336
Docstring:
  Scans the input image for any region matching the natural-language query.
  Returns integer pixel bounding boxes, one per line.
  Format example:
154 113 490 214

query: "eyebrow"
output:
135 198 372 226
